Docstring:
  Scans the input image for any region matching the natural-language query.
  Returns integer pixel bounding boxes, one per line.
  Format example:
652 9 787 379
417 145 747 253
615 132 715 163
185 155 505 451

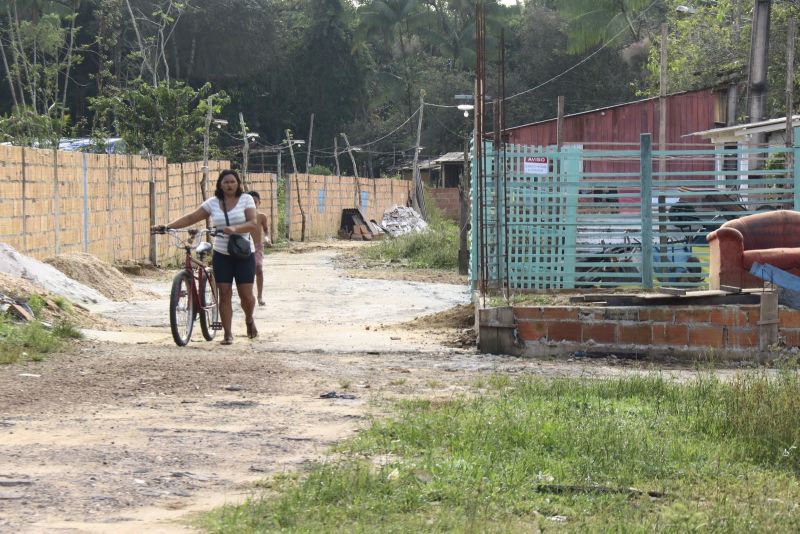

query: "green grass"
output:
361 190 459 270
0 315 83 364
203 371 800 533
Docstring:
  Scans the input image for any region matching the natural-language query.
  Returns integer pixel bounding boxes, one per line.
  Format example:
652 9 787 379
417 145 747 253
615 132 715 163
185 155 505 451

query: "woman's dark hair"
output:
214 169 243 199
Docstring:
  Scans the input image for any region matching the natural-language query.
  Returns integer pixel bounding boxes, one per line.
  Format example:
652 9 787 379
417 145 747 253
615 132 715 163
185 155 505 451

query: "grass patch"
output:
0 315 83 364
204 371 800 532
361 189 458 270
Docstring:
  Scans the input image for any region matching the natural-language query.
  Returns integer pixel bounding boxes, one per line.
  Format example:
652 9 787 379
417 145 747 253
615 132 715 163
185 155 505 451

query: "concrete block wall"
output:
428 187 460 221
479 304 800 360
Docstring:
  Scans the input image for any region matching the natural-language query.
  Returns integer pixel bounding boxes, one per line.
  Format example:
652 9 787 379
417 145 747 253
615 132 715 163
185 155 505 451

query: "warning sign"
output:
524 156 549 174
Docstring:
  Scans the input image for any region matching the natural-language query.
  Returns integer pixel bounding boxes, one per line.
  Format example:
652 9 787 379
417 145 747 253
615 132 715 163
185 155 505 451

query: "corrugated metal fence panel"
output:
472 130 800 291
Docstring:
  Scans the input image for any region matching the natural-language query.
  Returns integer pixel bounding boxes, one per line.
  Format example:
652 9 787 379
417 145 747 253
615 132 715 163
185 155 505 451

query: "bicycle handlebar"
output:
151 226 220 237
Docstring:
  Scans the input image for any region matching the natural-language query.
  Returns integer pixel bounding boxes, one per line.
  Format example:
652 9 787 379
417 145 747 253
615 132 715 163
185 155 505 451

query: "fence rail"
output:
471 129 800 292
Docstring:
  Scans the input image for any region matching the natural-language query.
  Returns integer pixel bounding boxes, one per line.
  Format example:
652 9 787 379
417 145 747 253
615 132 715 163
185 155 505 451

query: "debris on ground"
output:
0 244 108 305
381 205 429 237
44 252 156 301
338 209 385 241
0 272 103 327
400 304 474 330
319 391 358 399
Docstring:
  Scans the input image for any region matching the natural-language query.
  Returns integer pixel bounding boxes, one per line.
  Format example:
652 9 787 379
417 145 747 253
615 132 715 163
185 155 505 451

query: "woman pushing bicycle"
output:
153 169 258 344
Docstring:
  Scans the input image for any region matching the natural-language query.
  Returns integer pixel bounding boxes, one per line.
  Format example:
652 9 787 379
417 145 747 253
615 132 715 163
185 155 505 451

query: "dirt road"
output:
0 244 658 533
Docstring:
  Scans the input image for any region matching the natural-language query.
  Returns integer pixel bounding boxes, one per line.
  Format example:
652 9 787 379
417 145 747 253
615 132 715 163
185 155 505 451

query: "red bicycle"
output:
151 227 221 346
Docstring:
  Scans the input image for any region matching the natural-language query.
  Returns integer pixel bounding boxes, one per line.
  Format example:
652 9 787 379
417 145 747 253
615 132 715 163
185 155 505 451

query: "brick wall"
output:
285 174 410 241
0 144 231 266
492 304 800 359
428 188 460 221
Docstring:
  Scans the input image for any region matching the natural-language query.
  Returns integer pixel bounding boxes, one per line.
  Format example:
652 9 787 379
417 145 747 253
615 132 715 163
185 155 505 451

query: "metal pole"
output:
640 134 654 289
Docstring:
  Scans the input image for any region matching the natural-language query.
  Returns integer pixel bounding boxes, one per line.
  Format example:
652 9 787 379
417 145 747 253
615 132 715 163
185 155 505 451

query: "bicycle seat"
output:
196 241 213 254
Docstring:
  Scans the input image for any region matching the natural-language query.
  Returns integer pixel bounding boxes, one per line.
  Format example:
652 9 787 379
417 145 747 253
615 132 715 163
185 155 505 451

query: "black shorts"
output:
212 251 255 284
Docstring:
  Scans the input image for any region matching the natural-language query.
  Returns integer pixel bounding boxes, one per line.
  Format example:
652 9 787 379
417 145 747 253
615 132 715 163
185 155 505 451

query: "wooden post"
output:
305 113 314 173
148 156 157 265
21 147 27 253
411 93 427 219
556 95 565 150
285 130 305 241
759 290 779 350
53 148 61 256
458 135 471 275
107 154 114 262
240 112 250 189
129 156 135 261
202 95 212 200
334 136 341 178
341 132 361 208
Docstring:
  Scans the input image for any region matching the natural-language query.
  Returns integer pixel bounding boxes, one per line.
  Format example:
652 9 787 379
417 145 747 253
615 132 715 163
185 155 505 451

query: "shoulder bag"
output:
221 198 252 259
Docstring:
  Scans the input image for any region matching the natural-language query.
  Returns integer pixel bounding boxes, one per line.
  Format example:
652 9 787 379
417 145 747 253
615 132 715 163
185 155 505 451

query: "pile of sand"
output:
43 253 149 302
0 244 108 306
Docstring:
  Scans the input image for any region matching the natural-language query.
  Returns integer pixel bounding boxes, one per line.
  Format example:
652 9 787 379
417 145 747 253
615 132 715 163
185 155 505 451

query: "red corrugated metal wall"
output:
505 88 720 148
504 89 721 208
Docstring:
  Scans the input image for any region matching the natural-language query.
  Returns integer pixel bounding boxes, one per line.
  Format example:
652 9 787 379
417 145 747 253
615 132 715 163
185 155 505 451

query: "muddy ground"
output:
1 242 692 533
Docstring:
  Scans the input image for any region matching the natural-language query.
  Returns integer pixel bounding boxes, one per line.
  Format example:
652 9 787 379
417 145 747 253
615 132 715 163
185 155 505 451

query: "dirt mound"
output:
400 303 474 330
44 253 149 301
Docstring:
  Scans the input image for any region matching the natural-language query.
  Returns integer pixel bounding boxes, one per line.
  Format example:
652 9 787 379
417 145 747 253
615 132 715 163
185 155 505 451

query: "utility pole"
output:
285 129 306 241
202 95 213 200
411 93 427 219
333 136 341 178
341 132 361 209
305 113 314 173
239 112 250 189
747 0 772 150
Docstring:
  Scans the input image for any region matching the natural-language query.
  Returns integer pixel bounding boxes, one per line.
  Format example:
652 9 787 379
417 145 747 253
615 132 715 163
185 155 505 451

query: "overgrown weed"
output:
205 370 800 532
361 188 458 270
0 315 82 364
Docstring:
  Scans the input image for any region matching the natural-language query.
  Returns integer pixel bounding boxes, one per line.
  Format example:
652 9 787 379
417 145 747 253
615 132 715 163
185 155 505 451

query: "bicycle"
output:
151 227 221 346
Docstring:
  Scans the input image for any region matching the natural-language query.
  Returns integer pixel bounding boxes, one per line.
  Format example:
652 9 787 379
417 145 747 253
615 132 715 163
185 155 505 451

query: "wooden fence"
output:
0 145 411 266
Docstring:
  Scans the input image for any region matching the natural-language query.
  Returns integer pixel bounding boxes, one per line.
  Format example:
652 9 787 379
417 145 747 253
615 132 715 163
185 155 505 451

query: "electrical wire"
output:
504 0 660 102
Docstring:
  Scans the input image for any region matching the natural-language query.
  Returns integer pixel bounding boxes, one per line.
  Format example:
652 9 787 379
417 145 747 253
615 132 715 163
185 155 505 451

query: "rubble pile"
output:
381 205 429 237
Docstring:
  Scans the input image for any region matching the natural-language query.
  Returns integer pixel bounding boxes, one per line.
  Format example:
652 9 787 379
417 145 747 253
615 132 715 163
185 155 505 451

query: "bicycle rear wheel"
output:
199 270 219 341
169 271 195 346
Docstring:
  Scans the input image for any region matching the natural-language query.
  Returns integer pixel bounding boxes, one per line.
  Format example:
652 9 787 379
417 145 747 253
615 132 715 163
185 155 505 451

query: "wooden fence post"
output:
21 148 27 253
149 157 157 265
53 148 61 256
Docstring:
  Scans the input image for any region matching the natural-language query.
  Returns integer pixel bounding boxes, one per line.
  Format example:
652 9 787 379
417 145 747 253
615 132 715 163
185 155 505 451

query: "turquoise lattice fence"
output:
471 129 800 292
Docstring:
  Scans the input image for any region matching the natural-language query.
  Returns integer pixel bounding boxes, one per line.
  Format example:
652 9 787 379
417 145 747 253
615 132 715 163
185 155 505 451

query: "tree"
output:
90 80 229 161
0 0 83 145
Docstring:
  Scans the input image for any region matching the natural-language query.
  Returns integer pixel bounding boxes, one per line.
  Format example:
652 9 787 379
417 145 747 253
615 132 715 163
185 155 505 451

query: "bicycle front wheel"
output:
199 269 219 341
169 270 195 346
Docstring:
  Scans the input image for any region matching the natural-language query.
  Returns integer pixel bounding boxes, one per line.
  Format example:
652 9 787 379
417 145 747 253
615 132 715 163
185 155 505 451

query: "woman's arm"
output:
165 206 209 229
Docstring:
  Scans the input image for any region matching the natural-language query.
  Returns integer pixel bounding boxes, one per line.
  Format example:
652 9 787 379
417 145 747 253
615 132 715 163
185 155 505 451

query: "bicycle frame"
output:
179 230 217 313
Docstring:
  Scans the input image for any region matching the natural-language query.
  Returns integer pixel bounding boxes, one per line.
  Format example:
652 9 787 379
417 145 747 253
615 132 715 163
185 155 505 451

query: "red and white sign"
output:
524 156 548 174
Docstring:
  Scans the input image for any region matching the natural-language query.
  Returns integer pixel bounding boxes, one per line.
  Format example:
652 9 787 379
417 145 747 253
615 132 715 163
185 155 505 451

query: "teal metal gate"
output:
471 130 800 292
